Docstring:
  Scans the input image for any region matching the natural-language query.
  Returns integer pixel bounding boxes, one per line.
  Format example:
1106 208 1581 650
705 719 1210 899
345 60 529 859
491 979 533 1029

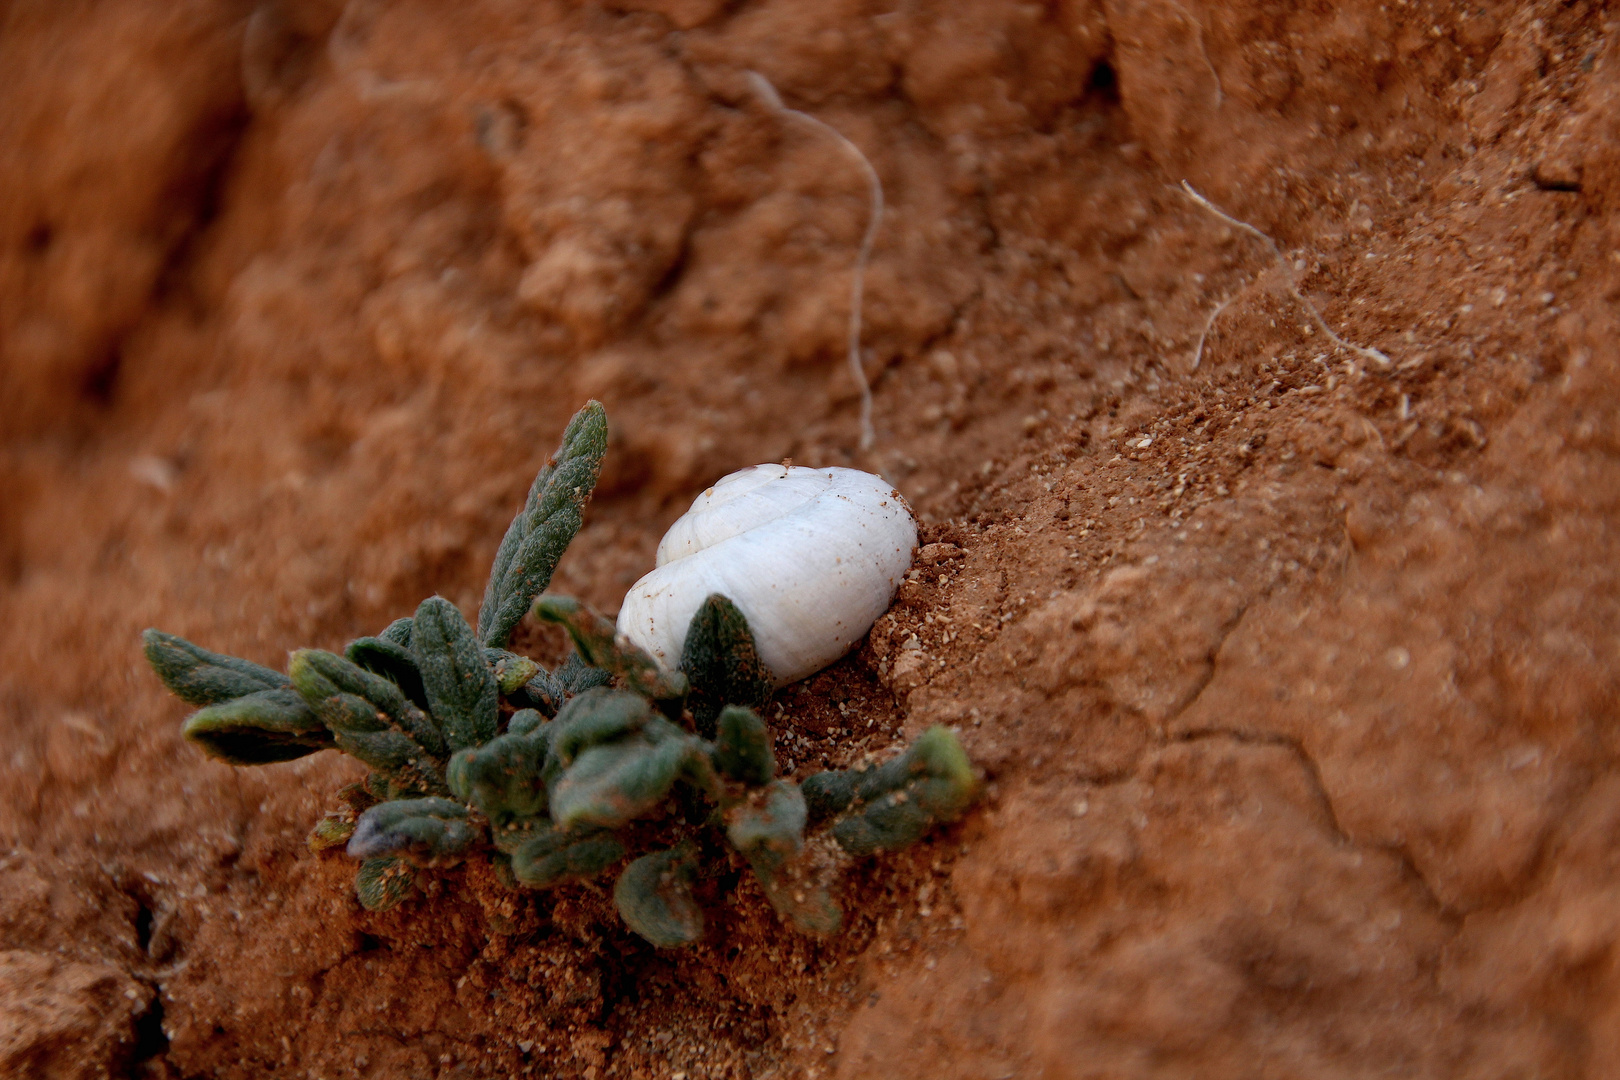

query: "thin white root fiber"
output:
1180 180 1390 370
1190 294 1235 371
749 71 885 450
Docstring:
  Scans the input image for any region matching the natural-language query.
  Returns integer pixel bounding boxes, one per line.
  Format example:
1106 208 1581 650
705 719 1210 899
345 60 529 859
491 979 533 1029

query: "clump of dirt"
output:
4 1 1620 1077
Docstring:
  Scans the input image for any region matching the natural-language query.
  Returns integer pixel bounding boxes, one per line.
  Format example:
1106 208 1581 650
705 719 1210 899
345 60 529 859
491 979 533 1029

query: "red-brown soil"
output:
4 1 1620 1077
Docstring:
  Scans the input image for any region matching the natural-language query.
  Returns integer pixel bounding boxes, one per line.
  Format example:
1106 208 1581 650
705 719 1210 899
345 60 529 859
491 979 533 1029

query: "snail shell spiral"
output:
616 465 917 687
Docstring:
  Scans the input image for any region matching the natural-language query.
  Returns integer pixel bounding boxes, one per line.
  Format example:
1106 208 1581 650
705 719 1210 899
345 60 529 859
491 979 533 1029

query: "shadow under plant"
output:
143 401 978 949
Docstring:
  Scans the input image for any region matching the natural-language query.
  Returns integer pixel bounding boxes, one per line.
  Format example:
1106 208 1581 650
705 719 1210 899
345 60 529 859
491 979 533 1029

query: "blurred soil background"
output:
4 0 1620 1077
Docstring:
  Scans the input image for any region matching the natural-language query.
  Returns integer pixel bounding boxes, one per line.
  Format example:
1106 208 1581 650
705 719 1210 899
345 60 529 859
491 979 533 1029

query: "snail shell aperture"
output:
617 465 917 686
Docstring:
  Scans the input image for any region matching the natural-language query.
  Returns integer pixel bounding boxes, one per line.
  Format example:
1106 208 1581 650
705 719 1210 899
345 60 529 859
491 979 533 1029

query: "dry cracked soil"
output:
4 1 1620 1078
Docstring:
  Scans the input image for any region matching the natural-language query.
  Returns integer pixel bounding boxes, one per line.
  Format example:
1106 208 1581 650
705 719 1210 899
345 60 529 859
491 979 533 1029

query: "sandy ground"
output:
3 1 1620 1077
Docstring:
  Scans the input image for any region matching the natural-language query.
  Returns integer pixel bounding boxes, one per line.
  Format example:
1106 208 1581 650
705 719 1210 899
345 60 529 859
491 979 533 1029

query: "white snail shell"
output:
616 465 917 687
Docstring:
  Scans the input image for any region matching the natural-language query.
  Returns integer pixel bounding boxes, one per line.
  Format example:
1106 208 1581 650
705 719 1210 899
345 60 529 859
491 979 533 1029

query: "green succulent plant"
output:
144 401 979 946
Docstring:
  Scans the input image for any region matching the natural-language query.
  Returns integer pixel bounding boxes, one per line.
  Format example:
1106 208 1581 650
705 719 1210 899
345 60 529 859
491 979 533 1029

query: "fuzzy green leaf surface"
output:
292 648 446 758
679 594 772 737
447 728 548 826
544 688 651 775
507 672 563 716
508 708 546 737
829 727 979 856
143 629 290 707
478 401 608 648
288 650 441 790
554 653 613 696
348 797 479 866
346 635 429 712
379 617 414 647
334 730 445 794
308 812 357 852
510 826 626 888
355 856 414 911
181 687 332 765
511 655 609 716
727 780 807 869
729 782 840 934
831 795 931 857
711 706 776 787
801 769 857 822
484 648 541 695
289 651 383 731
550 729 694 832
413 596 498 752
614 846 703 948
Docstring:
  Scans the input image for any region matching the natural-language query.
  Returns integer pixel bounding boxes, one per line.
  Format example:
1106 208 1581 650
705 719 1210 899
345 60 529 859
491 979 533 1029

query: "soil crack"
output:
1172 726 1461 924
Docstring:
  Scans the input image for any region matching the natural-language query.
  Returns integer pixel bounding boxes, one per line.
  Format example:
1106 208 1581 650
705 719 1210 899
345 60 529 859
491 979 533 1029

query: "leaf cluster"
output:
144 401 979 947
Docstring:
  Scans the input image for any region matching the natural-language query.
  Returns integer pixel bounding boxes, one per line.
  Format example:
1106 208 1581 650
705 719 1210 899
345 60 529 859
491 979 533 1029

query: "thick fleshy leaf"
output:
289 652 381 729
508 709 545 737
554 653 613 696
711 706 775 787
727 780 807 870
729 782 841 934
545 688 651 772
507 669 563 716
447 728 548 826
510 825 625 888
413 597 498 752
285 650 437 793
534 595 687 701
510 654 610 716
379 617 414 647
144 629 289 707
181 688 332 765
614 847 703 948
308 812 357 853
478 401 609 648
828 727 979 856
347 798 480 866
484 648 541 695
332 729 437 787
355 856 413 911
679 595 772 738
908 728 979 816
346 635 430 713
287 652 443 791
291 648 445 758
830 795 924 856
550 732 693 831
800 769 857 822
